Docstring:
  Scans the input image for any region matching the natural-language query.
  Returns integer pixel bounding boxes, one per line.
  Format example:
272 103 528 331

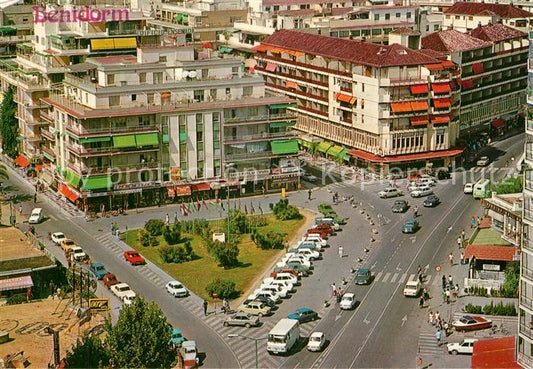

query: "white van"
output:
28 208 43 224
267 318 300 355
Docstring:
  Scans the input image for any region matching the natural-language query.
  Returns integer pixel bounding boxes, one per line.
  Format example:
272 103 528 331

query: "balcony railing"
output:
223 112 297 125
296 105 329 118
67 142 159 157
40 128 56 141
257 54 352 77
74 161 160 175
41 111 53 123
66 124 159 137
40 146 55 159
266 82 329 103
225 151 278 161
223 130 297 143
520 323 533 341
521 294 533 312
256 65 329 88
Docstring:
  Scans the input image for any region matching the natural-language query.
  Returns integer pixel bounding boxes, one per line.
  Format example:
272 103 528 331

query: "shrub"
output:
7 293 26 305
139 229 150 247
181 219 211 239
145 219 165 236
501 262 519 298
318 203 334 216
163 224 181 245
270 199 301 220
207 240 239 268
225 209 248 235
205 279 239 299
251 229 286 249
464 302 517 316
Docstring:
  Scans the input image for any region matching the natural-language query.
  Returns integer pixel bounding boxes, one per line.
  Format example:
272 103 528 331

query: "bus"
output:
473 179 491 199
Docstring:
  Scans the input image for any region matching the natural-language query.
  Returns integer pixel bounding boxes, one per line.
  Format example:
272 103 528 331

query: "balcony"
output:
255 65 329 88
257 54 352 78
66 124 159 137
41 111 54 123
224 130 297 143
296 105 329 118
225 151 276 161
67 142 159 157
40 128 56 141
521 294 533 312
518 353 533 369
266 82 329 104
75 161 160 175
223 111 297 126
523 266 533 283
520 323 533 341
40 146 55 159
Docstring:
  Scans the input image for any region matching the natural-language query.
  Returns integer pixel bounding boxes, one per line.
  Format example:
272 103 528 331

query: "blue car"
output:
402 219 420 234
89 262 108 280
171 329 186 347
287 308 318 323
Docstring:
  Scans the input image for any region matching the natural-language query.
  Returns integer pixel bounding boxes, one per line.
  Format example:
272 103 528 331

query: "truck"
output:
179 341 199 369
267 318 300 355
473 179 491 199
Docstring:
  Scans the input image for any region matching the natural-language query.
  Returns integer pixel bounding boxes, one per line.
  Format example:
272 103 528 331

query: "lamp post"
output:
227 334 267 369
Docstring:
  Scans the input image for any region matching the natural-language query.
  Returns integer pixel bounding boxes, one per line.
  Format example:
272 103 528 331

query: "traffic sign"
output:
89 298 110 312
435 265 441 272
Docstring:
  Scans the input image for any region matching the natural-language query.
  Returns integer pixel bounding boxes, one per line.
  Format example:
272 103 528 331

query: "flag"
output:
250 203 255 214
187 202 194 213
244 204 248 215
258 203 263 215
209 200 217 208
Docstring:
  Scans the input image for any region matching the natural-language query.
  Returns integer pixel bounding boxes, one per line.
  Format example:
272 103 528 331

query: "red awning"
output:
410 116 429 126
193 183 211 191
286 81 298 89
252 44 270 52
461 79 474 90
58 184 80 203
410 85 429 94
35 164 43 171
491 119 504 129
433 98 451 109
265 63 277 72
465 244 516 261
441 60 455 68
14 155 29 168
411 101 428 111
472 62 484 74
425 63 444 70
432 116 450 124
391 102 412 113
0 275 33 292
431 83 451 94
335 93 355 104
347 148 464 163
472 337 520 369
176 185 192 196
202 42 213 48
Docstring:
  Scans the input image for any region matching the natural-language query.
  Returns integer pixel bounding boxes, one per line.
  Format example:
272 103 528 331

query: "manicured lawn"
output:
122 214 306 301
471 228 512 246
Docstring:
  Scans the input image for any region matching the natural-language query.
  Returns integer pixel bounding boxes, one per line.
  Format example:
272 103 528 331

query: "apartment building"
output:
0 4 152 176
422 23 528 137
41 46 297 210
254 29 463 173
443 2 533 33
0 4 33 56
518 28 533 369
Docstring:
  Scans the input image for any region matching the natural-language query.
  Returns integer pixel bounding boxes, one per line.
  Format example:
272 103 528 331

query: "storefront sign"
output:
228 169 270 180
114 188 142 195
271 173 299 180
114 181 160 190
281 166 300 174
482 264 500 271
85 191 111 198
162 180 189 187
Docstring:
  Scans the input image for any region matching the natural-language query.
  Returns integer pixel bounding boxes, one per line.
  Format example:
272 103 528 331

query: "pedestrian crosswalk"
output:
418 332 446 356
368 271 451 288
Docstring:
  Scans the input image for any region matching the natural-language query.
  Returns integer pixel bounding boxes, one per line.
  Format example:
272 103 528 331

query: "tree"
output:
501 262 519 297
225 209 248 235
64 333 110 368
106 296 175 368
0 164 9 225
207 240 239 268
493 177 522 194
0 87 19 158
163 223 181 245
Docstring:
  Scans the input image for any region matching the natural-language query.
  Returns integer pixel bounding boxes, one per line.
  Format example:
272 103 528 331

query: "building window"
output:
159 56 167 62
196 113 203 124
132 94 136 101
243 86 253 97
226 87 231 95
395 13 401 18
426 25 429 31
374 14 379 21
179 115 186 125
197 161 204 178
107 74 114 85
147 93 154 104
194 90 204 101
445 14 450 19
248 106 257 116
210 89 217 100
434 24 439 31
213 112 220 123
455 15 460 19
154 72 163 84
109 96 119 106
232 66 239 74
406 12 411 19
139 72 146 83
469 16 474 20
385 13 390 20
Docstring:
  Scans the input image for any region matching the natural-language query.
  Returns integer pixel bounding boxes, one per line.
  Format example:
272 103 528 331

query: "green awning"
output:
66 131 78 140
163 134 169 143
174 13 183 22
0 26 15 33
35 51 52 57
269 122 296 128
82 175 112 191
317 141 333 153
299 139 312 149
80 136 111 144
112 135 136 148
271 139 299 155
341 149 350 161
328 145 344 158
135 133 159 146
269 103 296 109
16 44 33 50
219 46 233 53
50 34 61 40
65 170 81 188
182 14 189 24
179 133 188 141
42 151 55 161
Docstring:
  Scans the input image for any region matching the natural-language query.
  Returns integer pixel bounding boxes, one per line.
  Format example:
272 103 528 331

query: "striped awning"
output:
0 276 33 292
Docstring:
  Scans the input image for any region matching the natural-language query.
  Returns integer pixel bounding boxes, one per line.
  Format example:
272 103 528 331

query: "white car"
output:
28 208 43 224
378 187 402 198
268 273 299 286
254 284 289 298
263 279 295 292
111 283 133 300
339 293 357 310
416 177 436 187
278 257 311 269
307 332 326 352
123 291 136 305
297 240 322 252
477 156 490 167
403 281 421 297
295 248 320 261
447 338 478 355
464 183 474 194
410 185 433 198
248 290 281 304
70 246 87 261
408 183 422 192
302 235 327 248
166 280 189 297
51 232 66 245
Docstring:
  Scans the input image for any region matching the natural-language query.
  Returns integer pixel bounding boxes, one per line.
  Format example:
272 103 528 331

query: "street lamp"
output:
227 333 268 369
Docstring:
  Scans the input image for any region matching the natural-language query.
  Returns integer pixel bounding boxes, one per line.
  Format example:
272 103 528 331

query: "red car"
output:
307 224 334 239
124 250 145 265
103 273 119 289
408 171 423 181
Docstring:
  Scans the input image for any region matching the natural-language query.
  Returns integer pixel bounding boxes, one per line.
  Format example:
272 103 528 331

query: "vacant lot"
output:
123 211 312 301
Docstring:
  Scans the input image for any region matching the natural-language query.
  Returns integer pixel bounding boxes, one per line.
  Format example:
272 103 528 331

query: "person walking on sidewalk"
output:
203 300 208 316
308 189 312 200
457 236 462 248
442 276 446 290
461 229 466 242
435 329 442 346
448 252 454 266
338 245 344 258
460 252 465 265
165 213 170 225
33 193 37 203
471 217 476 228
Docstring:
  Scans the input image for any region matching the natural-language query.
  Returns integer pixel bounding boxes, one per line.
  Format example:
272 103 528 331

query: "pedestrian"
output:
203 300 208 316
165 213 170 225
111 223 115 236
115 229 120 239
18 205 22 214
444 321 449 337
175 212 179 223
448 252 454 266
428 311 434 325
419 296 425 308
331 282 336 296
445 289 450 304
435 311 440 322
308 189 312 200
461 229 465 241
26 288 32 302
298 182 302 192
448 274 453 284
460 252 465 265
423 288 430 301
457 237 462 248
442 276 446 290
417 265 422 275
418 273 423 284
338 245 344 258
33 193 37 203
337 286 343 297
435 329 442 346
477 216 481 226
413 206 419 218
471 217 475 228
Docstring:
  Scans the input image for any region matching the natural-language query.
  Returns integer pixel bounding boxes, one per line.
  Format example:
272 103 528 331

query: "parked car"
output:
293 248 320 261
249 290 281 304
391 200 408 213
378 187 402 198
171 329 186 348
410 185 433 198
402 219 420 234
110 283 133 300
314 218 340 231
60 239 78 252
339 293 357 310
179 341 199 368
277 258 311 271
297 241 322 252
236 301 271 317
270 268 300 279
166 280 189 297
123 292 136 305
403 280 421 297
407 182 422 192
89 262 108 280
354 268 372 285
262 279 295 292
103 273 119 289
124 250 145 265
301 235 327 248
70 247 87 262
307 332 326 352
408 172 423 181
28 208 44 224
254 284 289 299
223 313 260 328
249 295 276 308
283 262 310 275
464 183 474 194
307 224 334 236
288 308 318 323
423 195 440 207
266 273 299 286
416 177 436 187
51 232 66 245
447 338 479 355
477 156 490 167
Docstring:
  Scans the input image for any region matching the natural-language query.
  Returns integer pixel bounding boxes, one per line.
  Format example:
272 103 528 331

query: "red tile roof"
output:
469 22 527 42
479 216 492 229
418 48 448 60
445 2 533 18
465 244 517 261
421 29 492 53
472 337 520 369
261 30 440 67
263 0 354 5
277 9 316 16
330 7 354 16
347 148 463 163
390 27 421 35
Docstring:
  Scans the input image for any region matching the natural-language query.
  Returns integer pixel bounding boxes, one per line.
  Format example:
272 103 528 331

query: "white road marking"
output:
382 272 391 283
398 273 407 284
390 273 398 283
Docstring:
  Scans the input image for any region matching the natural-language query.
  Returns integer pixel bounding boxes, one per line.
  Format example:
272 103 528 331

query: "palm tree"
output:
0 164 9 226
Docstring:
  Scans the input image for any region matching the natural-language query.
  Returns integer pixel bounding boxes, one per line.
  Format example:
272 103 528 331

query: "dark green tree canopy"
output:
0 87 19 158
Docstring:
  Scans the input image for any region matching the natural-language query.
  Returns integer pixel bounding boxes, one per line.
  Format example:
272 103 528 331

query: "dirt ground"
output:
0 226 42 260
0 299 106 368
